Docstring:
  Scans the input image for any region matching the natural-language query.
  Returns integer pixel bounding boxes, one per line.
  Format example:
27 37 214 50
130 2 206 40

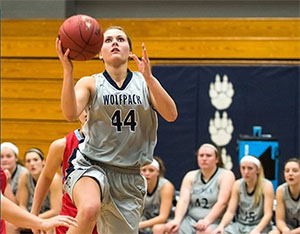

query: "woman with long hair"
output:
139 156 175 234
269 158 300 234
212 155 274 234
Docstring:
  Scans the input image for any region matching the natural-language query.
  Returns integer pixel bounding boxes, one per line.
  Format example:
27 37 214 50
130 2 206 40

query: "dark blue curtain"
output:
152 65 300 190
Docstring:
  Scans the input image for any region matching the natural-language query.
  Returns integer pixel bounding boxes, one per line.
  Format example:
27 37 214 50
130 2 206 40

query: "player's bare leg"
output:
66 176 101 234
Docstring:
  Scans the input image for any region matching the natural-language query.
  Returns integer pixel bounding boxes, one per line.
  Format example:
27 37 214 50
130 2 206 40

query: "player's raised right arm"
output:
56 38 92 121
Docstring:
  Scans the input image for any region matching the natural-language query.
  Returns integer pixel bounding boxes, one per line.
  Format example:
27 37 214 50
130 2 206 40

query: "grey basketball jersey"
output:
11 164 27 195
237 178 266 225
79 70 158 169
142 177 172 220
26 173 51 213
282 183 300 229
187 168 225 222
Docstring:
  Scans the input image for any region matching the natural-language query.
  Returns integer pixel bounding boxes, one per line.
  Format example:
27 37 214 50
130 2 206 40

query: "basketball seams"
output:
59 14 103 61
78 16 93 45
78 17 102 55
75 15 89 60
61 25 86 60
76 16 99 60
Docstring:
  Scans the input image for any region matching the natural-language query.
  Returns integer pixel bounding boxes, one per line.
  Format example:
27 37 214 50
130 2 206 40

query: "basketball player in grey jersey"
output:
1 142 27 196
270 158 300 234
56 26 177 234
161 144 235 234
80 70 158 168
213 155 274 234
184 167 226 225
140 157 175 234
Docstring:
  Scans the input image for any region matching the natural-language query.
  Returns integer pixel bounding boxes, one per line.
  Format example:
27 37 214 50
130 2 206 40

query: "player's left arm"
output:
130 43 177 122
16 172 30 211
4 182 18 204
38 173 62 219
252 180 274 233
139 181 175 229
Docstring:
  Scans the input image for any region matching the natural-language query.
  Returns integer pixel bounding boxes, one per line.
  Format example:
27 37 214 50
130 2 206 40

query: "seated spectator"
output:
1 142 27 198
139 156 175 234
155 143 235 234
1 142 28 234
17 148 62 234
212 155 274 234
269 158 300 234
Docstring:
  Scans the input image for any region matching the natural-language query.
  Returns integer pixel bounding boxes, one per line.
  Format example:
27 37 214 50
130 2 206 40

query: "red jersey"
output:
1 168 7 234
56 129 98 234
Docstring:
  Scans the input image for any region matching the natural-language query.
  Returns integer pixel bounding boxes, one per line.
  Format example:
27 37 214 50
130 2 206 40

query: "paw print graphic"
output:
209 111 234 146
220 147 233 170
209 74 234 110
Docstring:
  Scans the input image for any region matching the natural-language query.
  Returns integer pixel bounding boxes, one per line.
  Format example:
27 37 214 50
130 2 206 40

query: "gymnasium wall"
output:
1 18 300 188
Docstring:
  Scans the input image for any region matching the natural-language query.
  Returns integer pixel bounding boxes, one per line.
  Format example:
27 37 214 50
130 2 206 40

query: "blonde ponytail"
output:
254 165 265 207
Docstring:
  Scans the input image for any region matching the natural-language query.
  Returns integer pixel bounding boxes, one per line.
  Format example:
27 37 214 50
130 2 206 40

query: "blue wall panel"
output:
152 65 300 190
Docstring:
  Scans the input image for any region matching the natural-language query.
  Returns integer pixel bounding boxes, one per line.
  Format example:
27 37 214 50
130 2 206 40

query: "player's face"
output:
240 162 259 182
0 147 18 172
284 162 300 186
25 152 44 177
141 164 159 182
197 146 218 170
101 29 131 64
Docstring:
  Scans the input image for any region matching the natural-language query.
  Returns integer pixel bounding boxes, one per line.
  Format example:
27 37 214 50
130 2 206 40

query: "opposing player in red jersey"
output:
1 167 8 234
31 111 98 234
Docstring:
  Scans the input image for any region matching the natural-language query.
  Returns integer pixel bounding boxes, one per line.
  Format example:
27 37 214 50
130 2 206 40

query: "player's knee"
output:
78 202 101 221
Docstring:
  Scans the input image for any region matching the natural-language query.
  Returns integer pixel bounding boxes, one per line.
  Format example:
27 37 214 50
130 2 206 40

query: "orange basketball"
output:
58 14 104 61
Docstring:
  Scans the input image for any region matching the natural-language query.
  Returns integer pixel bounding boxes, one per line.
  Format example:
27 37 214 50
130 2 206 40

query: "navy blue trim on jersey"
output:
103 69 133 90
65 148 79 179
245 182 256 196
11 164 19 180
288 186 300 202
200 167 219 184
147 177 160 197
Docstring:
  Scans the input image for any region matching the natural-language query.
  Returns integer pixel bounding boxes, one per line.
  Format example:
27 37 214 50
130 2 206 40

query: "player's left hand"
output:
194 219 210 232
130 43 152 80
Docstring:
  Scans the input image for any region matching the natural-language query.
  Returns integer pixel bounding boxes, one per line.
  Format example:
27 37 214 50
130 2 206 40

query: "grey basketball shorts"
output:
64 150 147 234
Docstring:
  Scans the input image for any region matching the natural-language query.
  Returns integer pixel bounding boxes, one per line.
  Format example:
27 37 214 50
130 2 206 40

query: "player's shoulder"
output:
275 184 285 200
220 168 235 178
50 137 66 151
218 168 235 183
161 177 174 187
132 71 143 77
19 169 30 182
233 178 242 188
77 75 96 88
276 183 284 194
263 178 274 188
131 71 146 82
185 169 199 181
